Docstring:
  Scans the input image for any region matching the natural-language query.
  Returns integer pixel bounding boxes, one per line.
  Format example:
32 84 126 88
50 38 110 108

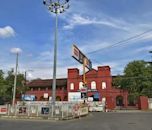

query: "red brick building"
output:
26 66 130 109
67 66 128 109
26 79 67 101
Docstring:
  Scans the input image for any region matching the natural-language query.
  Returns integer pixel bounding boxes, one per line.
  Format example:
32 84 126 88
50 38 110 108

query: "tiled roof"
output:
27 78 67 87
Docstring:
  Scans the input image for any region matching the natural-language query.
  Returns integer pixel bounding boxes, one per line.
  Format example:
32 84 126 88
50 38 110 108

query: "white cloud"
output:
36 51 53 62
140 32 152 41
81 42 111 54
63 14 128 30
26 72 34 80
10 48 22 54
0 26 16 38
134 46 152 54
40 51 51 56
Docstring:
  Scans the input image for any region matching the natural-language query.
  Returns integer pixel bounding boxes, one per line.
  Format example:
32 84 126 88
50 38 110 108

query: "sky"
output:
0 0 152 80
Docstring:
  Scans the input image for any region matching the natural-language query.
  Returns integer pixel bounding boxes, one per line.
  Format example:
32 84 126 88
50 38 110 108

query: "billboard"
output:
21 94 36 101
72 45 79 61
72 44 92 70
68 92 81 102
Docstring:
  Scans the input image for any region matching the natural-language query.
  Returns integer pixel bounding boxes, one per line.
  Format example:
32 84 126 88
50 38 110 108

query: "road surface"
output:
0 112 152 130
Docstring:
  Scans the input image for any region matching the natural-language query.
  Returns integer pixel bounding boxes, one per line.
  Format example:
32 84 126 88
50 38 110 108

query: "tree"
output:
0 70 7 104
113 60 152 98
5 69 26 101
0 69 27 104
4 69 14 100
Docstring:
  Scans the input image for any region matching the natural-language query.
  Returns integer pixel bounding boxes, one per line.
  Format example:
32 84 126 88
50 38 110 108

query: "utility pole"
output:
12 53 19 106
11 48 22 106
43 0 70 106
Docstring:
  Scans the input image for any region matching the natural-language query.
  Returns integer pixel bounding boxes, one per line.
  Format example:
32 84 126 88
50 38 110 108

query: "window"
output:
79 82 83 90
70 83 74 90
102 82 106 89
91 81 96 89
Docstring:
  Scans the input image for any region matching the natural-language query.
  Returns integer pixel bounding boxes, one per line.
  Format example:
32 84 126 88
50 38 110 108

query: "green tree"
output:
5 69 26 102
0 70 7 104
0 69 27 103
113 60 152 97
0 70 5 94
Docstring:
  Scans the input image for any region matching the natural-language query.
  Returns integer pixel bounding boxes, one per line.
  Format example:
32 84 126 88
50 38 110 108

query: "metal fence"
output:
0 102 89 120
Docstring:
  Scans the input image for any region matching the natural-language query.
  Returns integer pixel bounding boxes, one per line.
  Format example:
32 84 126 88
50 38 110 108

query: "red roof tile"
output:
27 78 67 88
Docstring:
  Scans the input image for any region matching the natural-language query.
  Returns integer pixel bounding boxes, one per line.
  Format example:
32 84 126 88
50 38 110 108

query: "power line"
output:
87 29 152 55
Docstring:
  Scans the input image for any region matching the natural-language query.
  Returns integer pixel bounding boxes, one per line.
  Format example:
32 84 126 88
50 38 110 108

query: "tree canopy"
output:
0 69 25 104
113 60 152 97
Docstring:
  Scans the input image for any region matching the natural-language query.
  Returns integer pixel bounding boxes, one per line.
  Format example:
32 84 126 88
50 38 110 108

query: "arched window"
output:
116 96 123 106
79 82 83 90
70 83 74 90
91 81 96 89
102 82 106 89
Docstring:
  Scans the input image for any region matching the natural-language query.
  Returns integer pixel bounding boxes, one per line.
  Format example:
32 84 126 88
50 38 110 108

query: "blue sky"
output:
0 0 152 79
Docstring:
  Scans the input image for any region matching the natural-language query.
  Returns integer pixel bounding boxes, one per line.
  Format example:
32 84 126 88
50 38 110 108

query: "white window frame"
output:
70 83 74 90
91 81 96 90
102 82 106 89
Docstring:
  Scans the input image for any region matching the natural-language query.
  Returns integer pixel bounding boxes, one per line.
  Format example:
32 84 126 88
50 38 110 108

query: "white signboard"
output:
49 96 52 101
72 44 92 70
0 105 7 114
72 45 79 61
88 97 93 102
44 93 48 99
68 92 81 102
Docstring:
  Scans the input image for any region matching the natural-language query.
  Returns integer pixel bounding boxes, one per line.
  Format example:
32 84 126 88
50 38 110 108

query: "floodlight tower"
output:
43 0 70 105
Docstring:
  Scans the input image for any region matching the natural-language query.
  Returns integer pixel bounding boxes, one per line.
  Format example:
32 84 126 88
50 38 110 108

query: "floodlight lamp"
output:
55 2 58 6
60 10 64 13
66 4 70 9
43 0 46 5
48 7 52 12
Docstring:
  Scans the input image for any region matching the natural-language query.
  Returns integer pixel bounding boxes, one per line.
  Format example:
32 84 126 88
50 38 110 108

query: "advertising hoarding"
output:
72 44 92 70
44 93 48 99
68 92 81 102
21 94 36 101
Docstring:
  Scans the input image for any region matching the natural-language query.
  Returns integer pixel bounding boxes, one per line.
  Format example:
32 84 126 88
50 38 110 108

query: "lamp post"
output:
24 70 33 85
149 51 152 64
11 48 22 106
43 0 70 105
149 51 152 57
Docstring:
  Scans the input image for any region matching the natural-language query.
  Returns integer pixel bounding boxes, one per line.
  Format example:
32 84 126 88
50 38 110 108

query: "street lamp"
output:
149 51 152 64
24 70 33 85
10 48 22 106
43 0 70 105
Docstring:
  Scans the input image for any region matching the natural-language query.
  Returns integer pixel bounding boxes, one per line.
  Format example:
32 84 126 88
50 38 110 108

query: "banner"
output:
72 44 92 70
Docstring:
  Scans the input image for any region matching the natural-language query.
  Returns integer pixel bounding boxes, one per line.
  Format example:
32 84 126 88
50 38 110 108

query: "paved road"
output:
0 112 152 130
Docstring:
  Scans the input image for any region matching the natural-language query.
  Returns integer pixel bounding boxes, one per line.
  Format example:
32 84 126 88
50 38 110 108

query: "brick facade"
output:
25 66 130 109
67 66 128 109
